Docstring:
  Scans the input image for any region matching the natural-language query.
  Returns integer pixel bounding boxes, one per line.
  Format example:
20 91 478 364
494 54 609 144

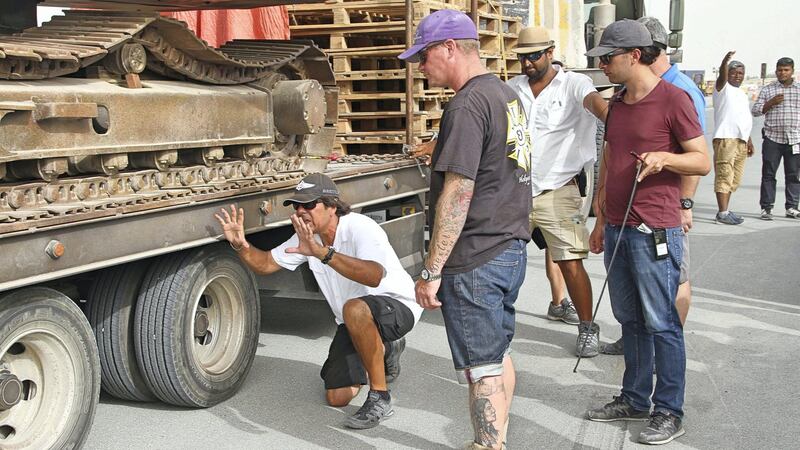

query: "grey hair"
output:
454 39 480 55
728 60 745 70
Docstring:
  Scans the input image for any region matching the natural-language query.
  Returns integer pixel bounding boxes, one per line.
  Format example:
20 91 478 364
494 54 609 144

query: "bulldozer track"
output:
0 154 413 234
0 10 319 83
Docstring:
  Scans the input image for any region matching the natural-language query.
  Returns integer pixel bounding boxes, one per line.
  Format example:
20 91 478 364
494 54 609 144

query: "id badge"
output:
652 228 668 260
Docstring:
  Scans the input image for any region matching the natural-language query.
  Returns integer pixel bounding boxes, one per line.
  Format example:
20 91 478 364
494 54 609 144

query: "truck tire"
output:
87 262 156 402
0 287 100 449
134 244 260 407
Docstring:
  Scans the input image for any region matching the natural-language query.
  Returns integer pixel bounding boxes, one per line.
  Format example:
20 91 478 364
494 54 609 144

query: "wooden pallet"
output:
286 0 522 154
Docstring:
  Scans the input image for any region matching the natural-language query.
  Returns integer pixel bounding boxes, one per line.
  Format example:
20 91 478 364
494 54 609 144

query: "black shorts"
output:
320 295 414 390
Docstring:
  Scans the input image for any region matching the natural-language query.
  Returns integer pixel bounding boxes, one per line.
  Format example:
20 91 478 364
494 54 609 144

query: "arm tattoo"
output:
470 397 500 447
428 172 474 272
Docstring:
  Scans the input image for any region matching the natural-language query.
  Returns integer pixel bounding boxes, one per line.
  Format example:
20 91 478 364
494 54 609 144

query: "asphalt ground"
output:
84 112 800 449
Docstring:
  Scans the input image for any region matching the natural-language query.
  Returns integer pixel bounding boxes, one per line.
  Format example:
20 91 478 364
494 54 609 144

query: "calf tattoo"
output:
471 397 499 447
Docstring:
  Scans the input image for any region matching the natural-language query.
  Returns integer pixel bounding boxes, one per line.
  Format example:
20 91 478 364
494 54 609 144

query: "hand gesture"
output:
285 214 323 257
415 278 442 310
722 50 735 63
214 204 247 249
636 151 671 182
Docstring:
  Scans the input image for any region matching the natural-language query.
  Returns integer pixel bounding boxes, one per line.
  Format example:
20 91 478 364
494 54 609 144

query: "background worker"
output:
215 173 422 430
752 57 800 220
507 26 608 357
712 51 754 225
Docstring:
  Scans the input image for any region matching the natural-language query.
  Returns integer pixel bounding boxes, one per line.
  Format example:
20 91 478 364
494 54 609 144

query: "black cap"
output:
282 173 340 206
586 19 653 57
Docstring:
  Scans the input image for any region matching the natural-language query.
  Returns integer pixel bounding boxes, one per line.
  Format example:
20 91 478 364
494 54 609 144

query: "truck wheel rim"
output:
191 275 246 375
0 330 75 448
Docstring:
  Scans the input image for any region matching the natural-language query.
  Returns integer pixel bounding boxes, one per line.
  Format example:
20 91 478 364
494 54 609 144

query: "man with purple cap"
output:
214 173 423 430
401 9 532 450
585 19 709 445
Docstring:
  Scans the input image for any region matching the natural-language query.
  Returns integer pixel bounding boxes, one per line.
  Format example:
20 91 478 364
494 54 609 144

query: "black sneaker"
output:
343 390 395 429
586 395 650 422
600 337 624 355
638 411 685 445
384 337 406 383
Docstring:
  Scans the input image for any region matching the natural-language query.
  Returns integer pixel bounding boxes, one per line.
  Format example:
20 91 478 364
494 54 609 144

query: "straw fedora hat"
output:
512 26 555 53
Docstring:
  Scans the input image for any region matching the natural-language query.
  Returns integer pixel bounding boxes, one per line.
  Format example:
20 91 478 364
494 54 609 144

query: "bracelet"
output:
320 246 336 264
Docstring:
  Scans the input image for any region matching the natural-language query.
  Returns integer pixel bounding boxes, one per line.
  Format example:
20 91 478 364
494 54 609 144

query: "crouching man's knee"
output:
326 386 361 407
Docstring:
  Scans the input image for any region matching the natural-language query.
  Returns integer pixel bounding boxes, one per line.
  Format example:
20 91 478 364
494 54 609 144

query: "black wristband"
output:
321 246 335 264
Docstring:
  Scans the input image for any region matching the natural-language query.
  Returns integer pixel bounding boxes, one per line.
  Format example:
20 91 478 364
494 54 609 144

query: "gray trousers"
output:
760 137 800 210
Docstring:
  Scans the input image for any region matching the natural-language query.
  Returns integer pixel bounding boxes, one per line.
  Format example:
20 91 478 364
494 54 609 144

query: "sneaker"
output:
384 337 406 383
715 212 743 225
761 208 773 220
547 298 580 325
576 322 600 357
586 395 650 422
786 208 800 219
600 337 624 355
343 390 394 429
728 211 744 223
638 412 685 445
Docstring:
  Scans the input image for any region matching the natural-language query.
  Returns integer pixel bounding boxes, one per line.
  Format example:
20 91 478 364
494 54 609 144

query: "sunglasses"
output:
598 49 631 65
292 199 319 211
418 41 446 64
518 48 548 64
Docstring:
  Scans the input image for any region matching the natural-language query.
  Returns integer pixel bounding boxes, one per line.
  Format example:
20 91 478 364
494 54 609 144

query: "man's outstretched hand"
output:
214 204 248 250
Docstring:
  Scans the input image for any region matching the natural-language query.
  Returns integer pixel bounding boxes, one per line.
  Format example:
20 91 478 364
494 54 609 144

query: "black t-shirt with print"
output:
429 73 532 274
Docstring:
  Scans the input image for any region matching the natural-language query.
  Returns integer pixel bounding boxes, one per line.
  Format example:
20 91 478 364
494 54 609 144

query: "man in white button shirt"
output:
507 27 608 357
712 51 754 225
214 173 423 430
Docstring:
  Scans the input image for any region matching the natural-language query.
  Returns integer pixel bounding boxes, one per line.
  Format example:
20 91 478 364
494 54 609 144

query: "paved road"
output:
84 112 800 449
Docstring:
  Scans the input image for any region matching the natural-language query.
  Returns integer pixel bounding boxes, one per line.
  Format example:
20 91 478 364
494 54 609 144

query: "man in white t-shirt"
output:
507 26 608 358
712 51 754 224
214 173 422 430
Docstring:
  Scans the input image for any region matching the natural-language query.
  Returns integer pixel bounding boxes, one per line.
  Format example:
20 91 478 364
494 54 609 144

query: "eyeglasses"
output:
292 200 319 211
518 49 548 64
598 49 631 65
418 41 445 64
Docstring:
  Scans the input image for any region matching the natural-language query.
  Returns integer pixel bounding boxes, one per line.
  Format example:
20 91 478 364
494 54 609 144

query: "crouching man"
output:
215 173 423 429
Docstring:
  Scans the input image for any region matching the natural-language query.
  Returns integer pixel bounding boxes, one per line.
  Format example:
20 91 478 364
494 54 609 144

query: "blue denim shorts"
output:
439 239 527 384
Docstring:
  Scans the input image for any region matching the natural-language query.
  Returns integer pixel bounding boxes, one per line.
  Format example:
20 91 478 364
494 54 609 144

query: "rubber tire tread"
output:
0 287 100 449
134 244 260 408
87 261 156 402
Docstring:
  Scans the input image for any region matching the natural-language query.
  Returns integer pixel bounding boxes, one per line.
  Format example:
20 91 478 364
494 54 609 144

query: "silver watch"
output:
420 267 441 282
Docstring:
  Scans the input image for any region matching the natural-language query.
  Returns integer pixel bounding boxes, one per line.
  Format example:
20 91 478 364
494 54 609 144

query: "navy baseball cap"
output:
398 9 478 62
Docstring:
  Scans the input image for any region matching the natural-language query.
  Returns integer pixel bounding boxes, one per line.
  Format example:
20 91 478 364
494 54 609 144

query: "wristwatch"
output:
679 198 694 210
420 267 441 282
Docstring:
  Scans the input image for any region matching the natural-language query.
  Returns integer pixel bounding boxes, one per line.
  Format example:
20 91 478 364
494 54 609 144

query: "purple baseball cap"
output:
398 9 478 62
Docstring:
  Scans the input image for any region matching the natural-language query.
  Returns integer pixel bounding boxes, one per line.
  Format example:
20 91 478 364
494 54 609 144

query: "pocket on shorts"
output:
468 244 523 308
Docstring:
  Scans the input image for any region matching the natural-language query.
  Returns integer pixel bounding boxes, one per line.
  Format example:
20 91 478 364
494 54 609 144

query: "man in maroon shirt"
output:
584 19 710 445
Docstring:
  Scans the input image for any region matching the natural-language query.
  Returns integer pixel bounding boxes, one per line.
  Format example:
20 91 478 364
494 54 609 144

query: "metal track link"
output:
0 11 313 83
0 154 416 234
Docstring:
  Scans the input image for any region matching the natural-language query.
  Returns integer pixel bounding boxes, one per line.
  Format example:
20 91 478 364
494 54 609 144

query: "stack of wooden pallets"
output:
288 0 523 155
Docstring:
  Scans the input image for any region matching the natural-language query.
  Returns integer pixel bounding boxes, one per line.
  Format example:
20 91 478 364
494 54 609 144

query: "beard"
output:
525 64 548 82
